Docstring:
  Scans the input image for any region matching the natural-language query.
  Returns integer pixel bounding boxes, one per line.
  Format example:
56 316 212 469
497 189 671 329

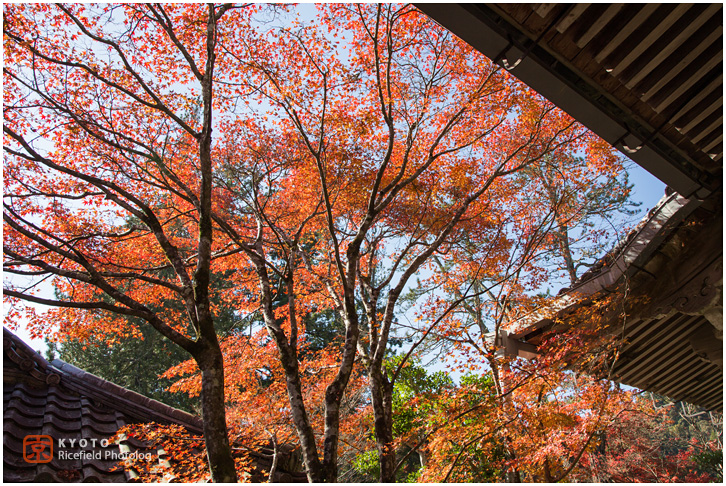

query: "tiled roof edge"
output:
3 327 62 387
4 327 53 370
3 327 203 434
50 359 203 434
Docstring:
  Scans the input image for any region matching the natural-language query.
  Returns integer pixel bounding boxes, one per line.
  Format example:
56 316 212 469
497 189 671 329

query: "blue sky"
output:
5 3 670 359
628 163 667 210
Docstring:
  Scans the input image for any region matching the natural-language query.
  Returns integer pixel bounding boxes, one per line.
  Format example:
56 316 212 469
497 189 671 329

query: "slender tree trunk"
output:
369 366 396 482
543 457 553 482
280 352 323 482
490 356 522 483
196 343 238 482
264 314 323 481
556 223 578 285
319 307 361 482
505 467 522 483
194 8 238 482
418 446 428 469
253 254 323 482
321 397 341 483
268 433 279 482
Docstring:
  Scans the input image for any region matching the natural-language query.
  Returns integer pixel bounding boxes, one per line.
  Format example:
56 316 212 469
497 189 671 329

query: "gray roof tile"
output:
3 327 308 482
3 328 200 482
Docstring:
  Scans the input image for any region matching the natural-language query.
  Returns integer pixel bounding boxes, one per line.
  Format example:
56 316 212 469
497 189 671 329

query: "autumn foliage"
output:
3 3 719 483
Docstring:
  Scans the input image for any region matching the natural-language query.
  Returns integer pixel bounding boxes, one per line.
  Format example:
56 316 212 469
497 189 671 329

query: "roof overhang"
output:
416 3 723 199
502 191 723 411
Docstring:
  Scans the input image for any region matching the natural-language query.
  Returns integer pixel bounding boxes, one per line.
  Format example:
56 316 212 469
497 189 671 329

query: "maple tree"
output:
384 123 642 480
110 423 265 482
571 395 722 483
391 255 720 483
404 291 643 481
396 366 722 483
4 3 643 482
4 4 254 480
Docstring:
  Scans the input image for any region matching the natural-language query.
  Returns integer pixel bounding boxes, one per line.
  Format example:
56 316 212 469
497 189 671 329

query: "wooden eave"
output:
501 192 723 411
416 3 723 199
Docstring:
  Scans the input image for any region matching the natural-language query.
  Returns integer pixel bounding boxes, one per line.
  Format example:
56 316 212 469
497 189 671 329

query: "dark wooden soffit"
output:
416 3 723 199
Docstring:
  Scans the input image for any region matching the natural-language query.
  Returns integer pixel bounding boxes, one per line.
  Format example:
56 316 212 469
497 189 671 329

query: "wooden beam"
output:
642 26 722 101
534 4 558 18
500 331 540 360
619 337 692 385
618 314 691 359
685 374 723 401
703 133 722 153
671 373 723 405
699 386 725 411
621 317 657 340
673 88 722 132
654 54 722 113
691 117 723 145
650 360 714 398
555 3 589 34
682 98 722 135
576 4 624 48
626 4 721 88
611 4 692 77
595 4 660 63
669 75 723 123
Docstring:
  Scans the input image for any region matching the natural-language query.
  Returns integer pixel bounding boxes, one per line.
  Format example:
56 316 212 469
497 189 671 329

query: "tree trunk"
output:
556 223 578 285
321 396 340 482
505 468 522 483
197 345 238 482
370 366 396 482
264 319 323 481
318 298 361 482
418 446 428 469
268 433 279 482
282 358 323 482
253 254 324 482
543 457 553 482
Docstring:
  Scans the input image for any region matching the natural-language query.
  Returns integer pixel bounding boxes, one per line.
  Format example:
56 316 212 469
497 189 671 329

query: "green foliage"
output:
350 358 456 482
403 468 422 483
351 450 380 480
460 372 497 403
693 450 723 480
444 439 506 483
303 307 344 352
441 373 506 482
385 356 454 437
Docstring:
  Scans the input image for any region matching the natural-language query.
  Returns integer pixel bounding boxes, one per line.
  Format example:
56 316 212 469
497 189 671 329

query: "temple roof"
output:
502 191 722 412
3 327 205 482
3 328 306 482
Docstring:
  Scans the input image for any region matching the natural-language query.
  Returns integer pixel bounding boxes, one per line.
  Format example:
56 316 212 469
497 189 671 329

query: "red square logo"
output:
23 435 53 463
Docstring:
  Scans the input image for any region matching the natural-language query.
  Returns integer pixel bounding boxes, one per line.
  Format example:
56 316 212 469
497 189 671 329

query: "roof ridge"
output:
50 359 203 433
3 327 53 372
3 327 202 434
